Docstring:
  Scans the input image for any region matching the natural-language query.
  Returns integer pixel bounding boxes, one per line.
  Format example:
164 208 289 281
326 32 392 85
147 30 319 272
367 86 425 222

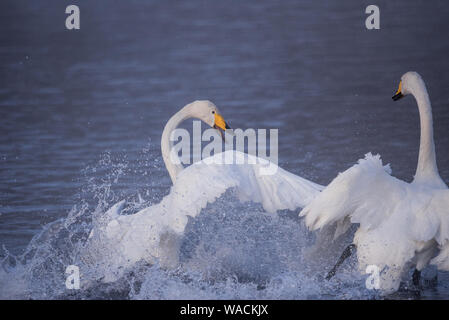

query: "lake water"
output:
1 0 449 299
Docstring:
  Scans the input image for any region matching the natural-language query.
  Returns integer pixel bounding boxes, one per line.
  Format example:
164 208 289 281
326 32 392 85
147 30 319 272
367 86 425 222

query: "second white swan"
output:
300 71 449 294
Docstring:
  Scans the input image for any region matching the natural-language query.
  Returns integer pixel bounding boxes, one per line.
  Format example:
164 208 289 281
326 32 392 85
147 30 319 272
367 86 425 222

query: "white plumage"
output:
81 101 322 282
301 153 448 293
300 72 449 294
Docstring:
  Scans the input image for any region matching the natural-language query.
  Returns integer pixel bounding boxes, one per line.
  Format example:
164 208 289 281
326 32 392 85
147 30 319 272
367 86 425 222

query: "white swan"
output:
82 100 323 282
299 72 449 294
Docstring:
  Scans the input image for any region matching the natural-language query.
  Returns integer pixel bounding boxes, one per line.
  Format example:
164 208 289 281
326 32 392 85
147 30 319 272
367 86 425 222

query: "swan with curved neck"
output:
161 100 230 183
392 71 445 188
301 71 448 294
83 100 324 282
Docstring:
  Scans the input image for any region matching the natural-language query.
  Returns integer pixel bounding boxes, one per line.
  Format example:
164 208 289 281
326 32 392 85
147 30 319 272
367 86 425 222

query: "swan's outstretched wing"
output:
126 150 323 235
299 153 400 232
168 150 323 227
299 153 448 293
81 150 322 282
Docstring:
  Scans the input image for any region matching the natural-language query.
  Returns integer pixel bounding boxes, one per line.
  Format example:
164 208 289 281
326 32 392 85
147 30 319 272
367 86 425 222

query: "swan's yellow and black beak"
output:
392 80 404 101
213 113 231 140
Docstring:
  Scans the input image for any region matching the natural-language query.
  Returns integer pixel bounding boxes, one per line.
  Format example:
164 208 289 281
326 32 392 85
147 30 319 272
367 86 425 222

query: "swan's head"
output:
392 71 425 101
187 100 231 135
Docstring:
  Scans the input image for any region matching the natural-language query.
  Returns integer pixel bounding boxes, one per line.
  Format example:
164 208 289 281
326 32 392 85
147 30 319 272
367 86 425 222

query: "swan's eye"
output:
212 111 215 114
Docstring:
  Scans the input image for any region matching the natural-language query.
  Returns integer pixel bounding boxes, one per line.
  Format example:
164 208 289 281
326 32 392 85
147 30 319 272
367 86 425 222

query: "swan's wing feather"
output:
167 150 323 231
299 153 403 231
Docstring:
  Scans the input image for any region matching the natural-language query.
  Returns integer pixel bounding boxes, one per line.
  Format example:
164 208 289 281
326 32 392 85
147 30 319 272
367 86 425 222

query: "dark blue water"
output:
1 0 449 299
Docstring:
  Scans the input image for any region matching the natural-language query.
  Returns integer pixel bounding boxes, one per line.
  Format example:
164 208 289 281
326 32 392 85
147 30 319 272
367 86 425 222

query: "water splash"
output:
1 149 380 300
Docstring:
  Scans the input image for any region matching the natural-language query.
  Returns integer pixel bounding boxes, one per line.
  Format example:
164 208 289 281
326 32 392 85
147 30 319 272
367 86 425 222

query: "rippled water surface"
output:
1 0 449 299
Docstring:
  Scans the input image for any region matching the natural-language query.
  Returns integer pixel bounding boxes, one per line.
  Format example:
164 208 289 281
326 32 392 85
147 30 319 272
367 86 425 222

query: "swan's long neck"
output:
161 106 191 184
411 85 443 187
